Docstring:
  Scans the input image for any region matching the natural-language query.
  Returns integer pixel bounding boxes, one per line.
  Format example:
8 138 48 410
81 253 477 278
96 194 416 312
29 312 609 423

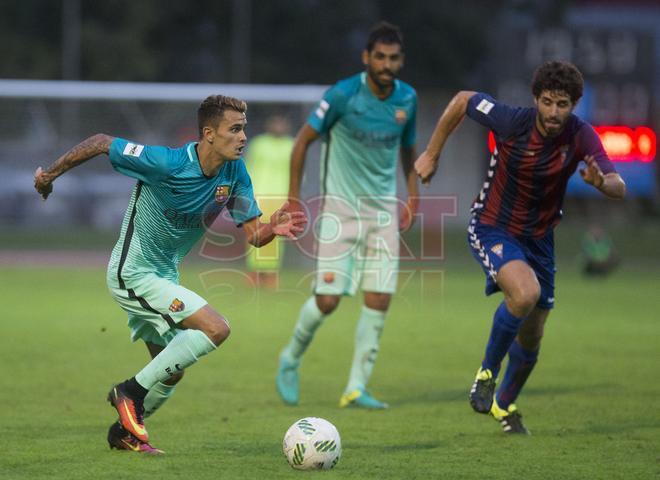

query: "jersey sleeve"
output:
575 123 616 175
227 160 262 227
401 93 417 149
466 93 528 139
306 83 350 135
108 138 173 185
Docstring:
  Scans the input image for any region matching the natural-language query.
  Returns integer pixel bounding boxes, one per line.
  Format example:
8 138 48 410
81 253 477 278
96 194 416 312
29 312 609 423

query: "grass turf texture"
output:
1 263 658 479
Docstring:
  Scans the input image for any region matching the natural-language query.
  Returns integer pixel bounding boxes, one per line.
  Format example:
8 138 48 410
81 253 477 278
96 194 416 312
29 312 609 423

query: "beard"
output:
367 66 396 89
540 116 566 137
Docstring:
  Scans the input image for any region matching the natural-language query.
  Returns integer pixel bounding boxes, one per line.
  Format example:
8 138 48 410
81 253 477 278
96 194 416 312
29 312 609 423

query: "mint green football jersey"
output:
106 138 261 286
307 72 417 211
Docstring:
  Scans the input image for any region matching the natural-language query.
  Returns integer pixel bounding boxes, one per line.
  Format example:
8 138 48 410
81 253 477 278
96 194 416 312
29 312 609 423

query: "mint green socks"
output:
135 329 216 390
280 299 387 394
281 297 326 362
143 381 176 418
345 306 386 393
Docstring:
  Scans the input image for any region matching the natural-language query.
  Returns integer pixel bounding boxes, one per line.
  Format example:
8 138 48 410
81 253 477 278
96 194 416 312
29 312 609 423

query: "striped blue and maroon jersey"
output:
466 93 616 238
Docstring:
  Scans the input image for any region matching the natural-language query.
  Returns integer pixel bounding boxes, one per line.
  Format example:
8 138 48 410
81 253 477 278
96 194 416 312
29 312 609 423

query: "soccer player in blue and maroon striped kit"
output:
415 61 626 434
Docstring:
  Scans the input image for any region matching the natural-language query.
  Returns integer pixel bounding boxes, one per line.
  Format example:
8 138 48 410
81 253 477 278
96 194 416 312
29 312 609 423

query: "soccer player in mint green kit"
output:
276 22 419 409
34 95 307 453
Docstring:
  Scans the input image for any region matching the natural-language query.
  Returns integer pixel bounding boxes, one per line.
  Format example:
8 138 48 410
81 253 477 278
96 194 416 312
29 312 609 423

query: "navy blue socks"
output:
481 302 526 377
496 340 539 408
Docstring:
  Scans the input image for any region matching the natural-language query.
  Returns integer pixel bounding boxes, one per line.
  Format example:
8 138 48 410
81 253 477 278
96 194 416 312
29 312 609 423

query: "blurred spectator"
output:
581 225 619 277
245 115 294 288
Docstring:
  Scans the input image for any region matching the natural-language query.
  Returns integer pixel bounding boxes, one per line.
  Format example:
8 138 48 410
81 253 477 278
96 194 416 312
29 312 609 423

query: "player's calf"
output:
163 369 184 385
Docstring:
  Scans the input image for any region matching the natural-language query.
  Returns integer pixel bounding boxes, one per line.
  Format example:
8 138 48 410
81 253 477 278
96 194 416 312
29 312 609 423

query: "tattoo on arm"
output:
46 134 114 178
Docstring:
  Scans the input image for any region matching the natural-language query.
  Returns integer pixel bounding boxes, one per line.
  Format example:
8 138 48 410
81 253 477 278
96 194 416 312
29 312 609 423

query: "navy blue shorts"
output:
467 218 556 310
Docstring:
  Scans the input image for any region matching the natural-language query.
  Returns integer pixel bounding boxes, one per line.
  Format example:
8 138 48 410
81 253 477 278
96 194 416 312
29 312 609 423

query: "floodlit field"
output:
2 254 658 479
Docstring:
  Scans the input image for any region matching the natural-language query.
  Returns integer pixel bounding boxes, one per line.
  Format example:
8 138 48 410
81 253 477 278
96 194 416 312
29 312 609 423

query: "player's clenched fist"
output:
34 167 54 200
414 150 438 185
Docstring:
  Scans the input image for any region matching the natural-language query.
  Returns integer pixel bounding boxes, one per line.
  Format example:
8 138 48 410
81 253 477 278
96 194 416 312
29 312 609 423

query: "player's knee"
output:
316 295 340 315
364 293 391 311
509 284 541 316
206 316 231 346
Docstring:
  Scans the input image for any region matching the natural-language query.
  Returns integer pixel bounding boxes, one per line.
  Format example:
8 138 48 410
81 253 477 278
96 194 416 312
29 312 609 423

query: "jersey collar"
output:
186 142 198 163
187 142 215 179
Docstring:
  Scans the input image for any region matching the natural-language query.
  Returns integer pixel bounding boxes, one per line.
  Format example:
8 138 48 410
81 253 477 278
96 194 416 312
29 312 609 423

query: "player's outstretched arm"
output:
415 91 477 185
579 155 626 199
242 202 308 247
288 124 320 210
34 133 115 200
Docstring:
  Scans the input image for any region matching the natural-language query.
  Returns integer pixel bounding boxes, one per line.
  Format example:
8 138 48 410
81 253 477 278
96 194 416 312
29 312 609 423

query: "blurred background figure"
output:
245 114 294 289
581 225 619 277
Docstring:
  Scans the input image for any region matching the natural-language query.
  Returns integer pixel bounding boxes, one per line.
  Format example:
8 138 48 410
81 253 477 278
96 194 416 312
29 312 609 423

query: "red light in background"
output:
486 127 656 162
594 126 656 163
635 127 656 160
597 127 634 158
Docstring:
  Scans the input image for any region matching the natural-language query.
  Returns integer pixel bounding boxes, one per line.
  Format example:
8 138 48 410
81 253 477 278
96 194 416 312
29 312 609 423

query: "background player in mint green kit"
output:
276 22 418 409
34 95 306 453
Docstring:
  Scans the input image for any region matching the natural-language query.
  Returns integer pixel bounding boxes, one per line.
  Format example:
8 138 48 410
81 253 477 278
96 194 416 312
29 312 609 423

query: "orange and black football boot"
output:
107 381 149 443
107 421 164 454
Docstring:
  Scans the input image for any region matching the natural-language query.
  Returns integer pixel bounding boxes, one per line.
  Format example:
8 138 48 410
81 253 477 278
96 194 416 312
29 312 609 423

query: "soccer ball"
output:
282 417 341 470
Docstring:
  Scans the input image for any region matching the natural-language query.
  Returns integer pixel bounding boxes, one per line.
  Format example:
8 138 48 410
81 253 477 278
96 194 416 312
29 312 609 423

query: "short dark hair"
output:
366 21 403 52
197 95 247 137
531 61 584 104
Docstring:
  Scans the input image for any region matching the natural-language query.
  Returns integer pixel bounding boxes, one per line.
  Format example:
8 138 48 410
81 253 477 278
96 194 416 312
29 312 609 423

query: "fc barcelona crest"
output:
215 185 231 204
169 298 185 313
395 109 407 124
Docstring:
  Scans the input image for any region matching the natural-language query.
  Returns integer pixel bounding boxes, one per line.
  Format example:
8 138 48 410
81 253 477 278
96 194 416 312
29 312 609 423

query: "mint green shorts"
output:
313 201 399 296
107 272 208 347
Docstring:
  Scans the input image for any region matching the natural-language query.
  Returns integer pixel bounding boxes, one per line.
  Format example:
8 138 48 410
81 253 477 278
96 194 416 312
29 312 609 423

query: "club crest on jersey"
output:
215 185 231 204
490 243 503 258
395 109 407 124
169 298 185 313
323 272 335 284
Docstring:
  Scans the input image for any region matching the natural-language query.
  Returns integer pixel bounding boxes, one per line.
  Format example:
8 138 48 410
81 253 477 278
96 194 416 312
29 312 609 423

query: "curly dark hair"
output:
531 61 584 104
197 95 247 137
366 21 403 52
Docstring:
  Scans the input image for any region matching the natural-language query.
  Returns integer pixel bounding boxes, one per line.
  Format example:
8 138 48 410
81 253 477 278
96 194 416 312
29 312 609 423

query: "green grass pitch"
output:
1 263 658 479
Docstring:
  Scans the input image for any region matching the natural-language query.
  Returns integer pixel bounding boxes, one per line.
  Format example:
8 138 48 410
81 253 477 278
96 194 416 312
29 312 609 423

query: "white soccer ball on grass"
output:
282 417 341 470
